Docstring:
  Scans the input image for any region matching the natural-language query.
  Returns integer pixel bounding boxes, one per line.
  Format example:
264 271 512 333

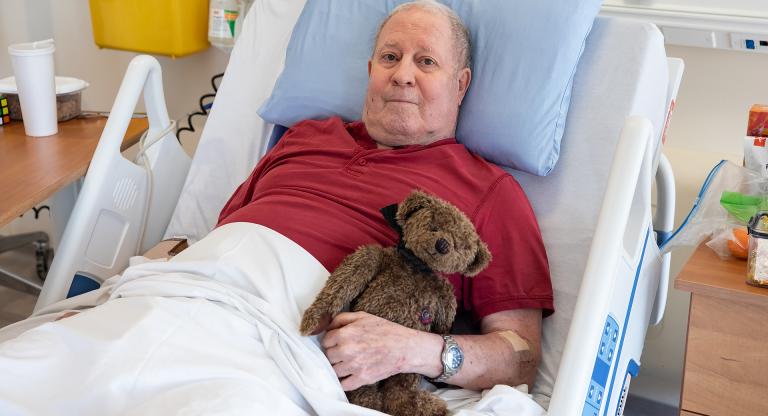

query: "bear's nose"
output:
435 238 450 254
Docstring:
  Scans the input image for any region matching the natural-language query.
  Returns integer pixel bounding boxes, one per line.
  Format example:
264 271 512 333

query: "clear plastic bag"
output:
660 160 768 256
706 226 749 259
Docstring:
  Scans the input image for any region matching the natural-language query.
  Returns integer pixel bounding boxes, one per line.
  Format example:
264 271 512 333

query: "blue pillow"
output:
258 0 601 175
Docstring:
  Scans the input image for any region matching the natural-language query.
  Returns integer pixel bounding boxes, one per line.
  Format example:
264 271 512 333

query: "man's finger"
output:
340 374 367 391
321 330 340 349
332 361 356 379
327 311 367 331
324 345 345 364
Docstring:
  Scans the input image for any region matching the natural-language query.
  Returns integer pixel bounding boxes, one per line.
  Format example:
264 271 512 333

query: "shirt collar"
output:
346 121 457 150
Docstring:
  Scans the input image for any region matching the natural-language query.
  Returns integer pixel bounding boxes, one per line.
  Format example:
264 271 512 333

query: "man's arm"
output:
412 308 541 389
320 308 541 391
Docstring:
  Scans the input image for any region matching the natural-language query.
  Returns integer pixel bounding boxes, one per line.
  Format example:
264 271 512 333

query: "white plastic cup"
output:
8 39 58 137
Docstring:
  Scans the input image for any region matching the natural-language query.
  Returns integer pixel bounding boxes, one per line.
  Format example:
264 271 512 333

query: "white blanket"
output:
0 223 545 416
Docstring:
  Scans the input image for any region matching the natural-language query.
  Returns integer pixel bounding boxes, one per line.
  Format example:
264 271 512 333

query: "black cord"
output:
17 205 50 220
176 72 224 140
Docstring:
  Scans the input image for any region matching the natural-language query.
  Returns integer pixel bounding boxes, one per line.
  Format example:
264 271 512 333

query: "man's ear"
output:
464 240 491 277
368 59 372 77
457 67 471 105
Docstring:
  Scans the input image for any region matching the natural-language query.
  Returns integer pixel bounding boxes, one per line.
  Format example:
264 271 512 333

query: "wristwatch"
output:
432 335 464 383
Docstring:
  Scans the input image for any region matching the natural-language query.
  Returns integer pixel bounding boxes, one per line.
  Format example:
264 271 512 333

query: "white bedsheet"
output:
0 223 544 416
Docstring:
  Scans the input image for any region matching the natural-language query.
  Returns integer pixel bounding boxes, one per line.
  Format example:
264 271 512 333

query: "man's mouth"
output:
386 98 418 105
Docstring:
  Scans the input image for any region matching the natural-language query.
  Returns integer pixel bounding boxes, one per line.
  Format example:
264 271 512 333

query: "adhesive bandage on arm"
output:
496 330 535 367
497 330 530 352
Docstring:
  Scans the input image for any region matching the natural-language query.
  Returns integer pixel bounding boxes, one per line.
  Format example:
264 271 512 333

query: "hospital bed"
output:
26 2 683 415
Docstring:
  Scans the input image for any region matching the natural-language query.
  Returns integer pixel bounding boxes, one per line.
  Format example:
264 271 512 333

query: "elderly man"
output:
218 0 553 393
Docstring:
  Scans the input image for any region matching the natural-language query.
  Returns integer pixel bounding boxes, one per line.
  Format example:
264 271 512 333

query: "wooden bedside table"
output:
0 116 148 227
675 244 768 416
0 115 148 294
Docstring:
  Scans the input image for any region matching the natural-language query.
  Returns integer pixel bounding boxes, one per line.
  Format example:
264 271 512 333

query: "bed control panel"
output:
582 315 619 416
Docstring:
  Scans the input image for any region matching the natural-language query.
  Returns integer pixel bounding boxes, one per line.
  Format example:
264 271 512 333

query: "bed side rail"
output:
648 57 684 326
35 55 191 311
649 153 674 326
548 116 654 415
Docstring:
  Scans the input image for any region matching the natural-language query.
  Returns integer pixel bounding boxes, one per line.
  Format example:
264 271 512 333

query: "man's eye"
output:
382 53 397 62
422 57 435 66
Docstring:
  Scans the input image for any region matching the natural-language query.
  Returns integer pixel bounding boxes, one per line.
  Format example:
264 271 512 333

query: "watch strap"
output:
430 335 462 383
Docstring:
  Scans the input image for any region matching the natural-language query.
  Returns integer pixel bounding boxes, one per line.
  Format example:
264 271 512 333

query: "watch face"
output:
447 344 463 370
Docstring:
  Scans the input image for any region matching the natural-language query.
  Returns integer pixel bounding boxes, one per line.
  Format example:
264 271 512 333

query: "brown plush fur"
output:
300 190 491 416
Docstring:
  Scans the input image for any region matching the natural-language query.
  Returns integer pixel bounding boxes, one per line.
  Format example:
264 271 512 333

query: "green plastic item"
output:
720 191 768 224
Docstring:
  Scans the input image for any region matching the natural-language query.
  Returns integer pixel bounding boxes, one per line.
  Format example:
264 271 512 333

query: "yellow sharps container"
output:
89 0 210 58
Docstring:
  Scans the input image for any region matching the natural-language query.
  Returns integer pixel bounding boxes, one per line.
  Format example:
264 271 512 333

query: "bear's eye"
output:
430 225 439 232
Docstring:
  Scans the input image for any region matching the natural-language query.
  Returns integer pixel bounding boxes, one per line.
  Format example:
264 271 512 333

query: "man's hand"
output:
319 309 543 392
321 311 443 391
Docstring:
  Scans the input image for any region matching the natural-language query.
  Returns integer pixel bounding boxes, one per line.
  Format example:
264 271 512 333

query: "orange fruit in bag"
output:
727 227 749 260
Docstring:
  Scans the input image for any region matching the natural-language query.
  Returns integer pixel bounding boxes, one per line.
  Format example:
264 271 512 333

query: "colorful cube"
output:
0 94 9 126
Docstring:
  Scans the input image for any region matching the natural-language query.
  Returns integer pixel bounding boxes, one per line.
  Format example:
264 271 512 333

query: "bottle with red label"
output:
743 104 768 176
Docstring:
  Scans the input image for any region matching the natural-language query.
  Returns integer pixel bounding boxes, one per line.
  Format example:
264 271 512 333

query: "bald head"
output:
374 1 471 73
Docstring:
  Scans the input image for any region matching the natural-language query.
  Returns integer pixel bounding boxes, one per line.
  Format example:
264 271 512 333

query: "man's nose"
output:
392 60 415 86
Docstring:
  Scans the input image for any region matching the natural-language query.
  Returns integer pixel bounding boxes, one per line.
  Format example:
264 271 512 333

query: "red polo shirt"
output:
218 117 553 320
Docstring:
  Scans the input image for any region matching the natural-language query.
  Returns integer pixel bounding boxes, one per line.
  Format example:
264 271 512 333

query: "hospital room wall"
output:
632 44 764 407
0 0 228 157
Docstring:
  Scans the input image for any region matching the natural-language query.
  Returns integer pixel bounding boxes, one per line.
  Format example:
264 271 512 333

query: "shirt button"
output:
358 159 367 166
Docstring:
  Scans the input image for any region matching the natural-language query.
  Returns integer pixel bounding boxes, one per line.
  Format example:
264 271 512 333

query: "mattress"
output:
512 17 669 405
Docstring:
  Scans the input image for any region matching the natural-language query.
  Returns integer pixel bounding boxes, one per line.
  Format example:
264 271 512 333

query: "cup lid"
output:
748 211 768 238
7 39 55 56
0 76 89 95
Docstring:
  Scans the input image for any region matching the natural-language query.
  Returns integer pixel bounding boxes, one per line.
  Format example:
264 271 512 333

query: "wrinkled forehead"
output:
379 39 437 55
374 8 453 54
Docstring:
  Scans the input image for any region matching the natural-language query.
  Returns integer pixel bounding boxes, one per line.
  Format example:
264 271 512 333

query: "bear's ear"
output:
464 241 492 277
397 190 436 224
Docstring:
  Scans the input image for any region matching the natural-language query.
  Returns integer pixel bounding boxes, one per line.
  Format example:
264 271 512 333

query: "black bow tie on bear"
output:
380 203 434 275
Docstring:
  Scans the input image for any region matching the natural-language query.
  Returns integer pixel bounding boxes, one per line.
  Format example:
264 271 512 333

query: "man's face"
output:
362 8 471 148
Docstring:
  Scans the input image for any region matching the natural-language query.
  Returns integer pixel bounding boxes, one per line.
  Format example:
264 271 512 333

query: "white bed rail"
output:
548 116 655 415
648 57 684 327
650 153 675 326
35 56 191 311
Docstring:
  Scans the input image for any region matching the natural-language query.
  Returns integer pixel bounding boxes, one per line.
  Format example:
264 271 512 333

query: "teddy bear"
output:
299 190 492 416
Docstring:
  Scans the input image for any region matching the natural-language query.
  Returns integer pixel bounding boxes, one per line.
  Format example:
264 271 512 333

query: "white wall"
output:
632 44 767 406
604 0 768 18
